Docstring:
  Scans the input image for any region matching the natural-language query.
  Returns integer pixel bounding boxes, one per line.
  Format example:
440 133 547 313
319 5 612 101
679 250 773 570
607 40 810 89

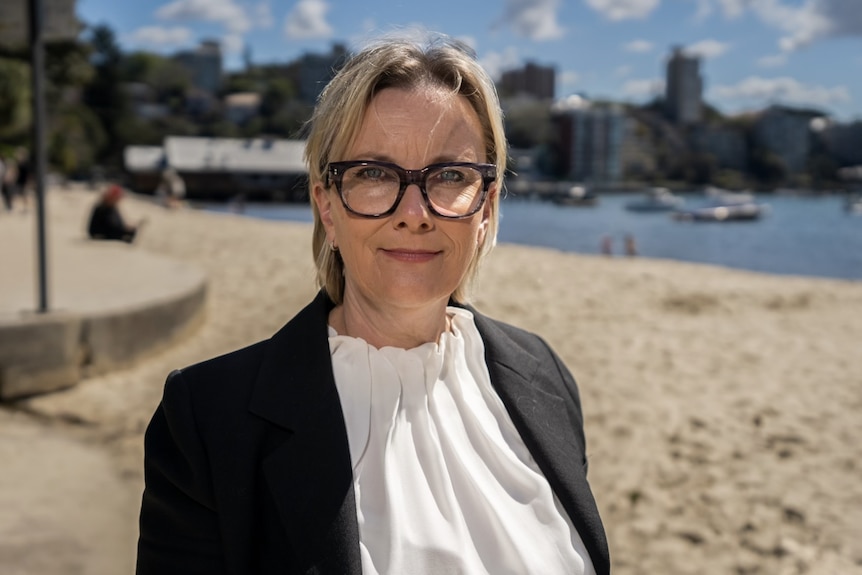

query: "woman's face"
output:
313 86 494 314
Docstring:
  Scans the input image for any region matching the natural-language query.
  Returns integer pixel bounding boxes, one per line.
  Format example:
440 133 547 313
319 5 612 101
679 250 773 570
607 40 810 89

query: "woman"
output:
87 184 142 243
137 34 609 575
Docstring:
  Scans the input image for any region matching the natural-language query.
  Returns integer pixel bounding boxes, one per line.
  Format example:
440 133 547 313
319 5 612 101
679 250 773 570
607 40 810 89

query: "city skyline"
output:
76 0 862 122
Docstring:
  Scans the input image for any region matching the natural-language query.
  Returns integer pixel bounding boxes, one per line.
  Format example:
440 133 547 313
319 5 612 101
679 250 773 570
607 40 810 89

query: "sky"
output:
75 0 862 122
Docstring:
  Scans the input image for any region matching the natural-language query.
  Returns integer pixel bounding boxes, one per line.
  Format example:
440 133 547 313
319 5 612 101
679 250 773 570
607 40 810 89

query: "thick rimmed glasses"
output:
326 160 497 219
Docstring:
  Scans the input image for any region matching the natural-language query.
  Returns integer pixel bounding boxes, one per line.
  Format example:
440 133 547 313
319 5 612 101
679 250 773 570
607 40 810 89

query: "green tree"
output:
83 24 133 166
0 57 31 142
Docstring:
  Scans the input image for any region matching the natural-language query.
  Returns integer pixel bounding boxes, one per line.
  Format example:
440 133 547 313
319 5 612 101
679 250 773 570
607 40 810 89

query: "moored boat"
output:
672 187 768 222
552 185 598 207
625 187 684 212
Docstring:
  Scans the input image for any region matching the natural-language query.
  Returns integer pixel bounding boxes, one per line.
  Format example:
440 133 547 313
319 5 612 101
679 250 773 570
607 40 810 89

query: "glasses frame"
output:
326 160 497 219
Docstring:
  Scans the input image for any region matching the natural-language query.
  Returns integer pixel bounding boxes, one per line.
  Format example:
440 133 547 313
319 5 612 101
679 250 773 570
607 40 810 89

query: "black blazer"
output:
137 291 609 575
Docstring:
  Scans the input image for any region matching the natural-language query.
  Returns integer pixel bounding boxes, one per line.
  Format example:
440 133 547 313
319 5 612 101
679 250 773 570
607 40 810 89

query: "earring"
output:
329 239 338 252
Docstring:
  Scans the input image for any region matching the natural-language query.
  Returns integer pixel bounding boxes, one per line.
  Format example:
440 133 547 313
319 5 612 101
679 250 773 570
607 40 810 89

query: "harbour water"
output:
201 192 862 281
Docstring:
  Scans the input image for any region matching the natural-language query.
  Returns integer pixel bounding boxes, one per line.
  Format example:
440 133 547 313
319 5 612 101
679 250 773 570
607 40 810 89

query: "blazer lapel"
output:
471 310 610 575
248 292 362 575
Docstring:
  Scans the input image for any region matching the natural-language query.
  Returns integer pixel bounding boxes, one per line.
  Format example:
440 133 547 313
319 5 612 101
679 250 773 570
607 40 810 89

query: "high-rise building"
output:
665 46 702 125
499 62 555 100
174 40 223 94
295 44 348 104
754 105 823 174
552 96 624 182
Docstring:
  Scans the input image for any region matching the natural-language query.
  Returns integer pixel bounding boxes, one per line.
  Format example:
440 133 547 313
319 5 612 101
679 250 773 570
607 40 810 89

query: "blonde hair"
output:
303 32 507 304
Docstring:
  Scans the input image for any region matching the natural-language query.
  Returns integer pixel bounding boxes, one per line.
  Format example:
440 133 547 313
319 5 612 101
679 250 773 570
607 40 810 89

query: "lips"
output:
381 248 441 262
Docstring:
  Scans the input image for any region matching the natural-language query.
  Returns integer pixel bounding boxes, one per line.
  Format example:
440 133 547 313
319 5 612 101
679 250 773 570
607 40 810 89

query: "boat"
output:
551 185 598 207
625 187 684 212
672 187 767 222
845 194 862 215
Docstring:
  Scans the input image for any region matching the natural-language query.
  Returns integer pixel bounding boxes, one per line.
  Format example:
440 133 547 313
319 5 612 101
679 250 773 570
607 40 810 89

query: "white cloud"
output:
715 0 748 18
624 39 653 53
254 2 274 29
622 77 664 98
284 0 333 40
684 39 730 59
456 35 478 52
481 47 521 81
502 0 565 40
615 65 633 77
127 26 194 48
221 32 245 54
560 70 580 87
757 53 787 67
156 0 251 34
694 0 862 53
585 0 659 21
711 76 851 109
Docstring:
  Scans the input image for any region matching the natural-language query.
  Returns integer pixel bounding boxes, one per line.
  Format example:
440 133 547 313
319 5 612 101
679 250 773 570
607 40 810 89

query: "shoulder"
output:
161 339 270 427
462 304 558 361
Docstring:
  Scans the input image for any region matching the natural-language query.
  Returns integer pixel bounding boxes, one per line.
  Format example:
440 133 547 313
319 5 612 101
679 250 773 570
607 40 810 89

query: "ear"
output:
312 182 335 238
477 182 496 245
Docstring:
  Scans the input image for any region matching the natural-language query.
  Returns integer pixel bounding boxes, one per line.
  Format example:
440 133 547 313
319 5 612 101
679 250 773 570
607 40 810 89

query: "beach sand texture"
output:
2 187 861 574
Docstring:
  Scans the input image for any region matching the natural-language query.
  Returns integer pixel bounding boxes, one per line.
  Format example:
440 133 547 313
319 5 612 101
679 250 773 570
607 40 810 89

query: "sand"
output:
2 186 861 574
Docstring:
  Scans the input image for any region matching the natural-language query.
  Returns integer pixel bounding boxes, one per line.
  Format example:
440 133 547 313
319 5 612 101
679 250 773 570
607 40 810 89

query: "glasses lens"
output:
341 164 401 215
426 165 485 217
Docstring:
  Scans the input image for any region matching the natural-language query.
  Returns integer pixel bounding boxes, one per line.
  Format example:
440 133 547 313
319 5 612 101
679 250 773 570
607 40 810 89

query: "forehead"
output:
347 87 485 162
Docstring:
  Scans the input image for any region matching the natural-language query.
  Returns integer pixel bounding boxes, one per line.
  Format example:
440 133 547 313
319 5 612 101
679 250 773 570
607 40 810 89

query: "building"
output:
124 137 308 201
665 46 702 125
499 62 555 101
174 40 223 94
690 124 748 171
819 120 862 166
294 44 348 104
552 96 625 183
753 105 823 174
224 92 262 125
618 114 658 180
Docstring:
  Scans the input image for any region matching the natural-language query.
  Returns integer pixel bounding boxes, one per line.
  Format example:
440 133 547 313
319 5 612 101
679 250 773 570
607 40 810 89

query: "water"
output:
200 193 862 281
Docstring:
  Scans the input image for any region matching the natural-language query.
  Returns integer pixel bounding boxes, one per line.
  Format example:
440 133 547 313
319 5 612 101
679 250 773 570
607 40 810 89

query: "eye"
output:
438 168 465 183
355 166 387 180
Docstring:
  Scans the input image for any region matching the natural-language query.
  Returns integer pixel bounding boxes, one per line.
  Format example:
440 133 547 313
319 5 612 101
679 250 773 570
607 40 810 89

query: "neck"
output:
330 293 451 349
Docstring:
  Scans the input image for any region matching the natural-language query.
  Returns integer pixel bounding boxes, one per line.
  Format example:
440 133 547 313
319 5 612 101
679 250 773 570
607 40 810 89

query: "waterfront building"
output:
294 44 348 104
499 62 555 101
665 46 702 125
753 105 823 174
124 137 308 201
174 40 222 94
690 124 748 171
819 120 862 166
224 92 262 125
552 96 624 183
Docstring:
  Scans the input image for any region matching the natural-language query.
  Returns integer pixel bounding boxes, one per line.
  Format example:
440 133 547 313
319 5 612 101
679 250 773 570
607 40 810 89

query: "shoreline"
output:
2 186 861 574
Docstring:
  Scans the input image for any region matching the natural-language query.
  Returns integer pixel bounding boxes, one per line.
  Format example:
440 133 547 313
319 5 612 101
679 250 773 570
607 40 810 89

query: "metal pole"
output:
29 0 49 313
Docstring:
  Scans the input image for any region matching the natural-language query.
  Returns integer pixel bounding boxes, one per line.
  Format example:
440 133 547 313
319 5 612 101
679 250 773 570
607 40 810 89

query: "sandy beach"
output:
2 186 861 574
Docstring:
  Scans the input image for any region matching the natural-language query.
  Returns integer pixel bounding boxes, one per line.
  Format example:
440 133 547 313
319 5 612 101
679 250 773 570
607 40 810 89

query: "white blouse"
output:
328 307 596 575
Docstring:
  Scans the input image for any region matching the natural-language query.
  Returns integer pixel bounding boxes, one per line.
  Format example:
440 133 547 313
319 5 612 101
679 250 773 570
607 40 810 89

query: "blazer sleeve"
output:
546 340 590 473
136 370 227 575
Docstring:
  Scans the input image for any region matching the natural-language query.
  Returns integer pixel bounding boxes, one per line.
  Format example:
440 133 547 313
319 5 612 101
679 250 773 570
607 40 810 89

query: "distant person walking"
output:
0 155 9 211
87 184 144 243
12 149 31 213
624 234 638 257
600 235 613 256
155 168 186 209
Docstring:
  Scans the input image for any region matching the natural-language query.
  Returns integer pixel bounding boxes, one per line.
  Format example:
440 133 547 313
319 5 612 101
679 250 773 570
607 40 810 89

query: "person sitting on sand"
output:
87 185 143 243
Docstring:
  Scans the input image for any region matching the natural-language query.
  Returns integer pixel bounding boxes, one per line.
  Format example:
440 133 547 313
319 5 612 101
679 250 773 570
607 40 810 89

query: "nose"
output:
393 184 432 228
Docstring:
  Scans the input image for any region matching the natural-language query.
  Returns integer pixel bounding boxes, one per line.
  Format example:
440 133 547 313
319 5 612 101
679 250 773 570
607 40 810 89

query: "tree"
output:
504 101 552 149
83 24 133 166
0 57 31 143
750 149 787 186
